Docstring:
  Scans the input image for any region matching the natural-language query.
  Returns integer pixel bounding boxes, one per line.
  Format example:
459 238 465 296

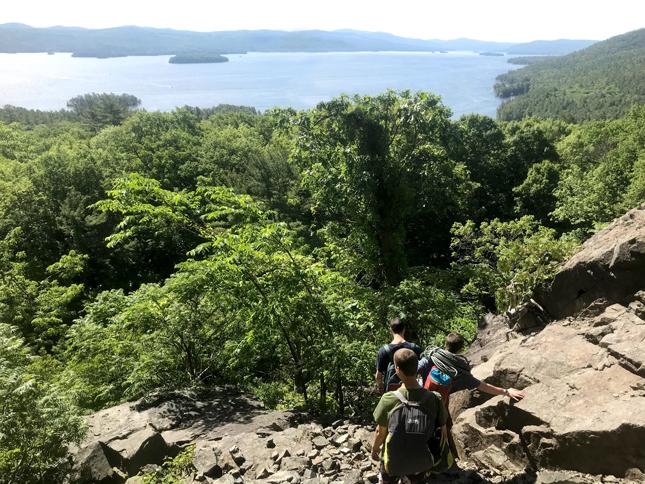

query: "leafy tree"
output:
90 109 202 189
387 268 481 347
0 324 85 483
292 91 472 286
624 154 645 209
453 114 512 220
552 105 645 232
66 176 377 413
66 93 141 131
0 105 76 127
451 216 578 311
513 159 561 223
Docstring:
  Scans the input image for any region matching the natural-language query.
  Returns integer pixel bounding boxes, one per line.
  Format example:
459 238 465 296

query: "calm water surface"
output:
0 52 519 117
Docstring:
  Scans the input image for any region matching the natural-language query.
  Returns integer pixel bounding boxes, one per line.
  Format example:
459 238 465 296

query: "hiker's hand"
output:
507 388 525 401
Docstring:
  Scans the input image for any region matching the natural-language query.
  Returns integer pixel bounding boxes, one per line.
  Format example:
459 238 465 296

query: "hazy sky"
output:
1 0 643 42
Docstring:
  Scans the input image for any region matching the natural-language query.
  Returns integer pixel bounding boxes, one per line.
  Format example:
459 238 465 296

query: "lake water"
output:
0 52 519 117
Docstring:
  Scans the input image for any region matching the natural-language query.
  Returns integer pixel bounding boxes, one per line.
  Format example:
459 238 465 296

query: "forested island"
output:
169 53 229 64
0 87 643 481
496 28 645 121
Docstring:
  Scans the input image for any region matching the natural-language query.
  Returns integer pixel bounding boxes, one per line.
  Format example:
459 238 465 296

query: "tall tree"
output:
66 93 141 131
292 91 472 286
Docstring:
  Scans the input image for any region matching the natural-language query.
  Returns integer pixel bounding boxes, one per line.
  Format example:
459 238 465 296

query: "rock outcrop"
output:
70 388 389 483
453 205 645 481
536 204 645 319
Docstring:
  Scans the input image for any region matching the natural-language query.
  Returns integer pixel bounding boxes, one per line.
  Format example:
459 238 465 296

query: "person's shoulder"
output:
378 391 399 409
420 389 442 406
407 342 422 354
377 343 390 355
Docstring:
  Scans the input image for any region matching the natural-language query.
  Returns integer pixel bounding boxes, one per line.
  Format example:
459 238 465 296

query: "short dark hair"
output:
445 333 465 353
394 348 418 377
389 316 405 335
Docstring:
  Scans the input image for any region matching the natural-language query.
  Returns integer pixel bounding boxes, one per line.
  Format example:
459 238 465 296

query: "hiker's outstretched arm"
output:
478 381 525 401
371 425 387 461
375 371 384 393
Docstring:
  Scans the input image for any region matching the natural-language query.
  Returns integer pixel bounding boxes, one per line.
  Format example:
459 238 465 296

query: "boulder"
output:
507 299 548 332
280 456 308 472
212 475 236 484
266 470 301 483
595 305 645 377
193 442 223 478
536 204 645 319
454 299 645 477
71 441 126 484
108 427 173 476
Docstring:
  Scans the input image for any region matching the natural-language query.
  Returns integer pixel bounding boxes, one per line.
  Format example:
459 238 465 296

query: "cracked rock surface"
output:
453 205 645 481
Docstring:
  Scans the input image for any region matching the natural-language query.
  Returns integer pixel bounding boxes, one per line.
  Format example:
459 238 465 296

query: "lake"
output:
0 51 519 117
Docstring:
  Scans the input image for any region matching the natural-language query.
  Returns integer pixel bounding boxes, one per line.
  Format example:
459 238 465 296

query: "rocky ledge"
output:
451 205 645 482
70 388 471 484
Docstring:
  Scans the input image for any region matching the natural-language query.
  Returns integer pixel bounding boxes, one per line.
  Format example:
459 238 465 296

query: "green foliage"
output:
292 90 472 285
66 93 141 131
63 178 378 413
387 269 480 347
0 234 87 350
496 29 645 122
90 109 202 189
552 105 645 232
513 160 561 223
453 114 511 220
451 217 578 311
141 445 196 484
0 324 86 484
0 106 76 127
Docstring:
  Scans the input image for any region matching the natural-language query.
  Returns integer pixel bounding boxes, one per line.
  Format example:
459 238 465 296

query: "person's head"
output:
389 316 406 336
444 332 465 354
394 348 418 378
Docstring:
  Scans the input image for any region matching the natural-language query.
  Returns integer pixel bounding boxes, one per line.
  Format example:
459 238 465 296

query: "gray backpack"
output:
383 390 435 477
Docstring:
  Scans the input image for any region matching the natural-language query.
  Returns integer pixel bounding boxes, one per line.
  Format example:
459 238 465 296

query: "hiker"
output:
371 348 448 484
417 332 525 459
417 332 526 404
375 317 423 394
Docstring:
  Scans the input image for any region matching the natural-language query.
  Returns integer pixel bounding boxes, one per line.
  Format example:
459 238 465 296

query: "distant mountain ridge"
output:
0 23 596 57
495 28 645 121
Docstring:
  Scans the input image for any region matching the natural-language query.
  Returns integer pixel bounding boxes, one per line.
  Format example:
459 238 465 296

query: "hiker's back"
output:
382 388 440 477
377 342 422 392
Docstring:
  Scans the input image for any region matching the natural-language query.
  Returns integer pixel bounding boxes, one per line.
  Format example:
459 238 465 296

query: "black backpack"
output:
382 344 402 392
383 390 436 476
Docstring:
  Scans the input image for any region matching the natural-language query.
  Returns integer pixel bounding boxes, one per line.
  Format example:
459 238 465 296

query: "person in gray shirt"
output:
417 332 525 402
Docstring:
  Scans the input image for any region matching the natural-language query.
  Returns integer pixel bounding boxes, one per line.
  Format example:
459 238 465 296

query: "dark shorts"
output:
379 462 428 484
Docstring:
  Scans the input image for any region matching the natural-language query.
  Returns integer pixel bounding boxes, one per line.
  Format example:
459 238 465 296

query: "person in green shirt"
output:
371 348 448 484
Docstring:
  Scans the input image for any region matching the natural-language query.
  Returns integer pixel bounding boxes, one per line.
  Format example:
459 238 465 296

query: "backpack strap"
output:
392 390 409 406
383 344 393 360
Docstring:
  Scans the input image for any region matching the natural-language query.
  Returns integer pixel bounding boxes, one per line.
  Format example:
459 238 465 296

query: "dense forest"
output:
496 29 645 121
0 23 594 58
0 91 643 482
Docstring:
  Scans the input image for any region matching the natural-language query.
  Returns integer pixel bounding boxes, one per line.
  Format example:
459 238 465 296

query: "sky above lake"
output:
1 0 643 42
